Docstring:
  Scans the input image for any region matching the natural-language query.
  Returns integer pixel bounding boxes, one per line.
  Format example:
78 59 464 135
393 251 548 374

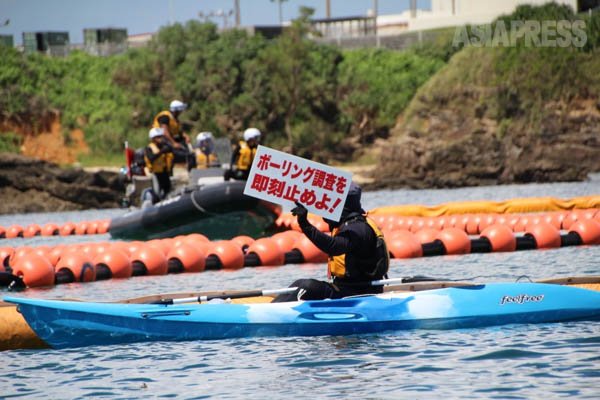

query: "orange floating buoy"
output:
110 241 132 257
314 217 329 232
247 238 285 266
480 225 516 252
478 214 497 232
47 245 65 266
514 216 531 233
74 221 89 235
184 233 209 243
210 241 245 269
293 235 328 264
12 253 55 288
495 215 509 227
465 215 481 235
387 230 423 259
55 252 97 282
9 246 33 267
6 225 24 239
230 236 255 252
569 219 600 245
506 215 521 232
525 223 561 249
581 208 599 220
30 245 52 260
97 220 111 234
424 217 439 230
130 245 168 275
126 241 144 256
167 243 206 273
449 215 467 232
146 239 172 256
41 222 60 236
94 248 133 279
0 246 14 268
87 220 100 235
561 212 579 230
271 231 302 253
542 212 565 230
59 222 76 236
23 224 41 238
438 228 471 255
415 228 440 245
80 242 98 257
410 217 426 233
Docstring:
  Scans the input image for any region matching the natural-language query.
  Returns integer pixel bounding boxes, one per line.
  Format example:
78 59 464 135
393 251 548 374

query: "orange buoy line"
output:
0 220 111 240
1 209 600 290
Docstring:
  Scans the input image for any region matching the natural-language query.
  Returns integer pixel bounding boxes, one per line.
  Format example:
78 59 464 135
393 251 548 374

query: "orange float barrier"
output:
59 222 76 236
247 238 285 266
166 243 206 273
569 219 600 245
437 228 471 255
94 248 133 279
41 223 60 236
130 245 168 276
230 235 255 252
9 246 32 267
271 230 302 253
11 253 55 288
55 252 96 283
74 221 90 235
6 225 24 239
209 241 245 269
480 225 517 252
23 224 41 238
525 223 561 249
387 230 423 259
292 235 328 264
415 228 439 244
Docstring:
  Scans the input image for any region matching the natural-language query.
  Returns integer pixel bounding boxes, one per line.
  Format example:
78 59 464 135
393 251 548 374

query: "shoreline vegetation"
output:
1 3 599 196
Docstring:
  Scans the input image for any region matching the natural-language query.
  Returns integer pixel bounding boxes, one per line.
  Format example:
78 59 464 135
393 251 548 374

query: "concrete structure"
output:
22 31 70 56
127 32 153 48
84 28 128 56
380 0 579 34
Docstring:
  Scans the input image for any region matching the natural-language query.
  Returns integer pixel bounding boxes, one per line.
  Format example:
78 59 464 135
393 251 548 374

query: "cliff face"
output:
0 153 125 214
369 47 600 190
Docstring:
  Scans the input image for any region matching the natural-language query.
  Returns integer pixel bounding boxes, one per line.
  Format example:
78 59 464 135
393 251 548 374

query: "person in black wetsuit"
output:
272 182 389 302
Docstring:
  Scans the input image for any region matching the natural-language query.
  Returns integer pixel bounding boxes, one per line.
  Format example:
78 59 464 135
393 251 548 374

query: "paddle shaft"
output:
153 287 297 305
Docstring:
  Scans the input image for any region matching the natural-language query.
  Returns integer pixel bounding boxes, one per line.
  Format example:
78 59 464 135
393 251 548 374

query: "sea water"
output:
1 181 600 399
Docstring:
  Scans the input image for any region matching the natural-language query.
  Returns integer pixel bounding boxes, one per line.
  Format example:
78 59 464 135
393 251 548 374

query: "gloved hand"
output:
291 201 308 225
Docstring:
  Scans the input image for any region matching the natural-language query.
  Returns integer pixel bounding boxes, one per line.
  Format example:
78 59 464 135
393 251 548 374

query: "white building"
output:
377 0 579 35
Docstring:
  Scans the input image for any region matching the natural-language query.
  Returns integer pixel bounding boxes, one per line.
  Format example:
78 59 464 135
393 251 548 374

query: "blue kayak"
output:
5 282 600 349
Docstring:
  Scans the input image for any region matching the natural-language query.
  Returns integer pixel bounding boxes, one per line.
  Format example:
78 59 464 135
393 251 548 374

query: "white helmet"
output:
195 131 214 148
149 127 165 139
170 99 187 112
243 128 261 142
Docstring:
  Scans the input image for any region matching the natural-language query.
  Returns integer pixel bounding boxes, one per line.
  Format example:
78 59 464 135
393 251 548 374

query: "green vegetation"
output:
402 3 600 137
0 132 22 153
0 14 444 163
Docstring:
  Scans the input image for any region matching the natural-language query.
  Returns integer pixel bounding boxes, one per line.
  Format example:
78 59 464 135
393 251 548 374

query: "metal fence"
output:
314 30 446 51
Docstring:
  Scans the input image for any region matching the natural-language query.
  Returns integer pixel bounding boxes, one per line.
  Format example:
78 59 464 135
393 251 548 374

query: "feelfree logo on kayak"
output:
499 294 544 305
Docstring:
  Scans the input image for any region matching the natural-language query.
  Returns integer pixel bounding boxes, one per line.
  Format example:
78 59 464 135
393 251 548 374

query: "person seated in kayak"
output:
144 127 174 203
224 128 260 181
272 182 390 302
194 132 220 169
153 100 195 170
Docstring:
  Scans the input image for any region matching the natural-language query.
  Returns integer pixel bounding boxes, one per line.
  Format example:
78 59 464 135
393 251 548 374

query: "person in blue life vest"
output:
224 128 260 181
144 127 174 204
194 132 220 169
153 100 195 170
272 182 390 302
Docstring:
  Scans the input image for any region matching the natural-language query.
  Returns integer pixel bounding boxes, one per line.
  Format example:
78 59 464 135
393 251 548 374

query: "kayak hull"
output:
6 283 600 349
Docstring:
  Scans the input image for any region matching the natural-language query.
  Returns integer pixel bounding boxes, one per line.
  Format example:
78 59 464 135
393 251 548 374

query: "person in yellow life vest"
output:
194 132 220 169
224 127 260 181
273 182 389 302
153 100 195 169
144 127 174 204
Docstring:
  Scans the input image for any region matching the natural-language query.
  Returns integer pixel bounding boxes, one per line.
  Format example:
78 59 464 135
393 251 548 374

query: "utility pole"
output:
170 0 174 24
278 0 283 25
326 0 331 18
234 0 240 27
410 0 416 18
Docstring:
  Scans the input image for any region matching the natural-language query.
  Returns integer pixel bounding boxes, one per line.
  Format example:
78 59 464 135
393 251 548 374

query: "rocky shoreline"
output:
0 153 126 214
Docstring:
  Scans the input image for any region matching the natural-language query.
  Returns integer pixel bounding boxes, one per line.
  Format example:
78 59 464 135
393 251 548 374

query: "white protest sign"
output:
243 145 354 222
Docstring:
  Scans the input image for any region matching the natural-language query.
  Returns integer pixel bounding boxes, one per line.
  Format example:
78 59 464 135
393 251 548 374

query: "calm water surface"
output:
1 181 600 399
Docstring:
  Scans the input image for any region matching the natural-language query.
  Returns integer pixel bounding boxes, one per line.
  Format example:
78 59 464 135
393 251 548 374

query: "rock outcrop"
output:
0 153 126 214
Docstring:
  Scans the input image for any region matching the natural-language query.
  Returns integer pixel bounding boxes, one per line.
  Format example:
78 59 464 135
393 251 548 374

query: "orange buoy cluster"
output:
0 220 111 239
0 230 328 289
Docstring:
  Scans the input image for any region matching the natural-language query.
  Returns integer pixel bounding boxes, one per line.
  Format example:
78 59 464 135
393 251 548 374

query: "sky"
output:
0 0 431 45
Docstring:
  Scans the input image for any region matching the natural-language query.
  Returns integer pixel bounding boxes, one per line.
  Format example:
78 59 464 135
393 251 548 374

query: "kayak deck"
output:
5 280 600 349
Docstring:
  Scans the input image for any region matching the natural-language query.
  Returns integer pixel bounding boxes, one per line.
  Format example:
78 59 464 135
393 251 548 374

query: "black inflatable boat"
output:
108 180 281 241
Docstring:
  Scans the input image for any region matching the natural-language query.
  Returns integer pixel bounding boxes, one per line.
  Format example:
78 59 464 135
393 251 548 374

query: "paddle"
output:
150 287 298 305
